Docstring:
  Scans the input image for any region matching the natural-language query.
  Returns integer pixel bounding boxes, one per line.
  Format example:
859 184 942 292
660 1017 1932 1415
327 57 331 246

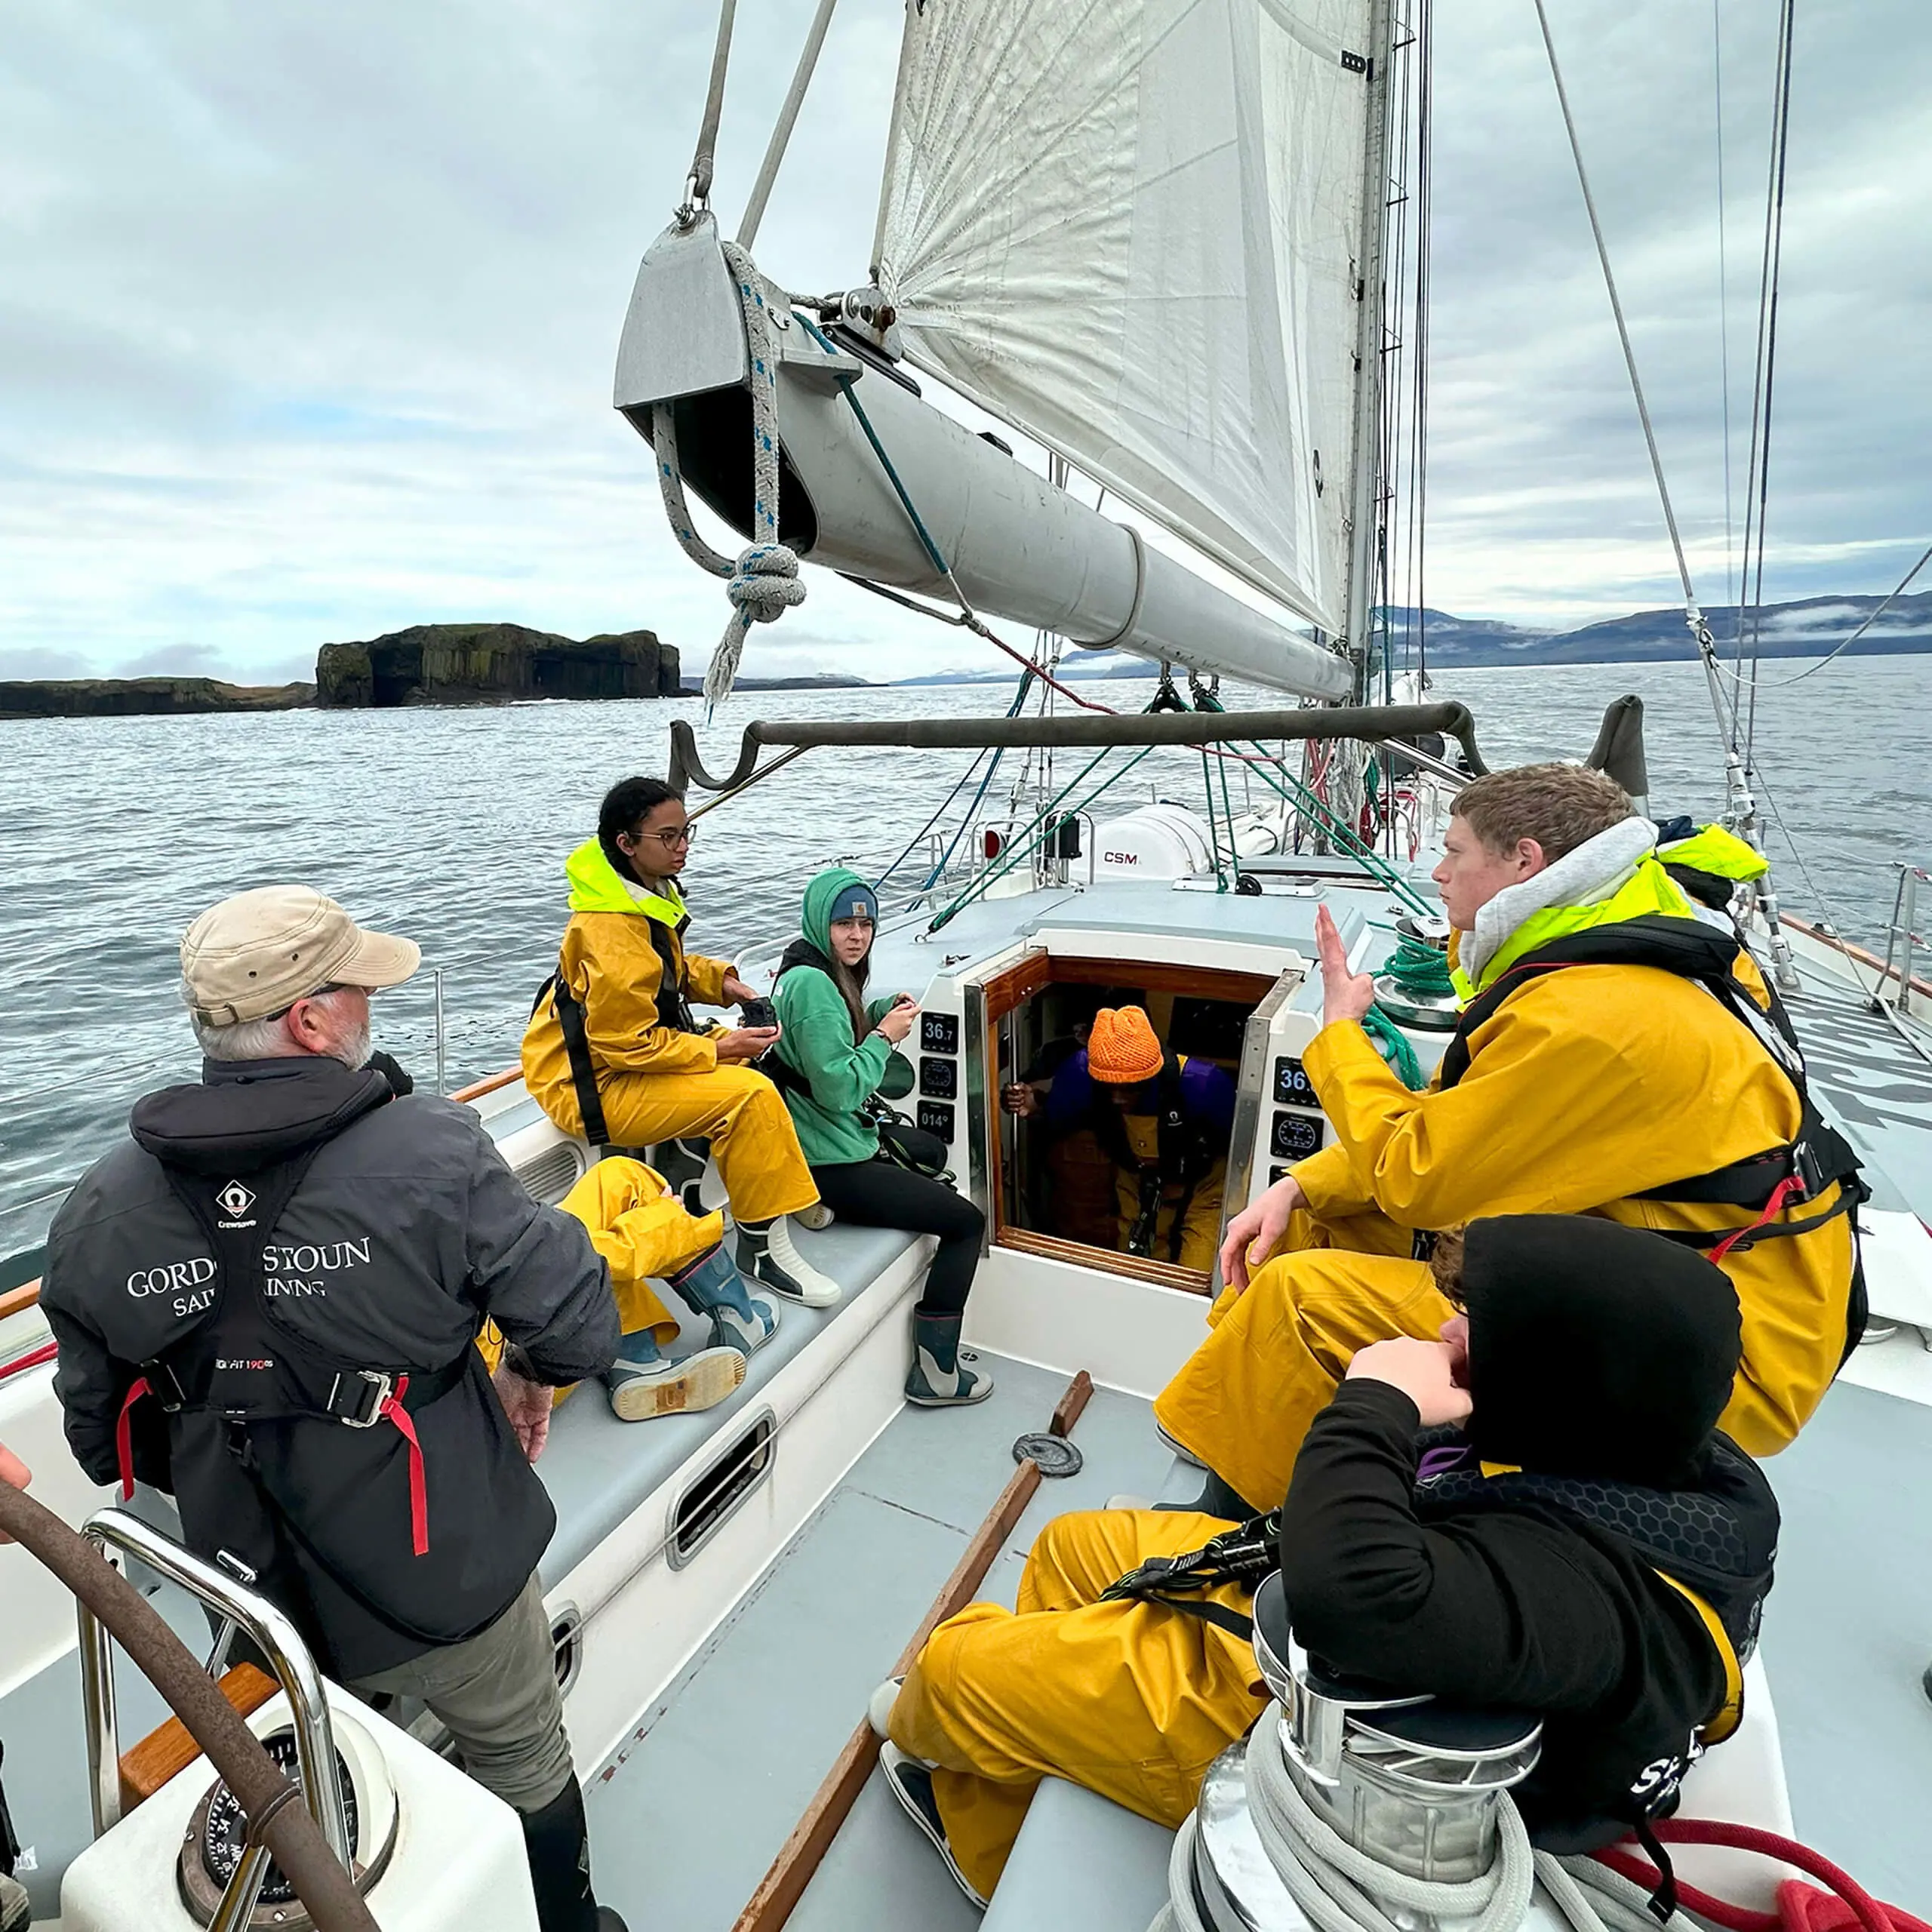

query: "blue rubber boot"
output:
665 1243 780 1357
650 1137 710 1216
904 1312 993 1407
605 1325 745 1423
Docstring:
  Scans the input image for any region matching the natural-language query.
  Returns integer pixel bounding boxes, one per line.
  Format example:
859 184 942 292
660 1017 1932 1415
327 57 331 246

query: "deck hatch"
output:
667 1407 776 1571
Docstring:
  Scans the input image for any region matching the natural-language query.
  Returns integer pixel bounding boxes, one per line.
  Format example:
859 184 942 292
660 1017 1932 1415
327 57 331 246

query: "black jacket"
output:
1278 1380 1745 1851
41 1057 619 1679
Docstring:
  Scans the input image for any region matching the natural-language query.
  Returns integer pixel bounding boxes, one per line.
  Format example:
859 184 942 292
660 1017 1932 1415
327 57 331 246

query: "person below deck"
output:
874 1217 1777 1907
521 775 839 1309
39 888 628 1932
1155 761 1863 1518
478 1156 781 1424
768 869 991 1407
1004 1004 1234 1271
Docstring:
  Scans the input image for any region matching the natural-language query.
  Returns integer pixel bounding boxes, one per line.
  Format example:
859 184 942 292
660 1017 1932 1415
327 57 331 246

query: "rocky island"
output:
1 623 685 718
316 622 680 706
0 676 313 721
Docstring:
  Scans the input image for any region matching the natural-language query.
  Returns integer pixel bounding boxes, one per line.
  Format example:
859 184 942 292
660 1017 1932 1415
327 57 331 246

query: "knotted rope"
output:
651 238 803 715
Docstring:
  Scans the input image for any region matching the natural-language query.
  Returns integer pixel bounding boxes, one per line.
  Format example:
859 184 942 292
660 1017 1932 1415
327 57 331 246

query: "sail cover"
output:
873 0 1375 635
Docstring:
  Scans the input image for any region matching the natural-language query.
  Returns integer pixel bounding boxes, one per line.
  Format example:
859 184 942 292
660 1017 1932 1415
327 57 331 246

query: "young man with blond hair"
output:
1152 762 1862 1517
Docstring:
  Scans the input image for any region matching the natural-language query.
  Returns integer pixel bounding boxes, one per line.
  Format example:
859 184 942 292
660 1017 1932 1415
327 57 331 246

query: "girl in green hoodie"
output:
770 870 991 1407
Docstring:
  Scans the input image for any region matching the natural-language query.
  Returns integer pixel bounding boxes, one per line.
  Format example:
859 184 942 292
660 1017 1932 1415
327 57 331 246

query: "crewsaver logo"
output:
216 1180 258 1229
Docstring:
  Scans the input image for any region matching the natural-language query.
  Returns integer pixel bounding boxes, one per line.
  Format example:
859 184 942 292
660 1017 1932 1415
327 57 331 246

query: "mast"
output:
1343 0 1401 704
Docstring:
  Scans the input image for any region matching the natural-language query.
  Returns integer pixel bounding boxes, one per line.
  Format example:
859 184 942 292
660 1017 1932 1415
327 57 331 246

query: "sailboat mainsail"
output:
872 0 1376 635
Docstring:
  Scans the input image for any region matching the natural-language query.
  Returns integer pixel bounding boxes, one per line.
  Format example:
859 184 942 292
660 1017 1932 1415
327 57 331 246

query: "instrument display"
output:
1270 1111 1323 1160
917 1101 956 1140
919 1056 958 1100
921 1012 961 1055
1273 1057 1317 1107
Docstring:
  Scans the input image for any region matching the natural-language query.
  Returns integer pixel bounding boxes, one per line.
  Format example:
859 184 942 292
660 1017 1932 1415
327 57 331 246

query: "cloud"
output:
0 0 1925 678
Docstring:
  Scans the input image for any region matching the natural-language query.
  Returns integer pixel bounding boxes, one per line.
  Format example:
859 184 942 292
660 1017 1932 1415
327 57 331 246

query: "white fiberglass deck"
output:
577 1353 1932 1929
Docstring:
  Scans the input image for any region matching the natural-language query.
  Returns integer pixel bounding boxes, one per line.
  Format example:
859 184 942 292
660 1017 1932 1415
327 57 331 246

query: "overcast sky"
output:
2 0 1926 685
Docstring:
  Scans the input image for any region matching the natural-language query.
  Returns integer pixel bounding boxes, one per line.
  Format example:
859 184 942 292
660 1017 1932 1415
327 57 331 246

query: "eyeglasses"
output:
629 825 695 849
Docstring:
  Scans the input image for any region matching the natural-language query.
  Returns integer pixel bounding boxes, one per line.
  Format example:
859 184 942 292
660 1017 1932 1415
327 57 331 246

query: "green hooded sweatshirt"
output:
770 869 902 1166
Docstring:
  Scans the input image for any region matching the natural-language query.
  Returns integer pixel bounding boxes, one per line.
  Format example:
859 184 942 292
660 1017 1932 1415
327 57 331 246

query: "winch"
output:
1163 1572 1543 1932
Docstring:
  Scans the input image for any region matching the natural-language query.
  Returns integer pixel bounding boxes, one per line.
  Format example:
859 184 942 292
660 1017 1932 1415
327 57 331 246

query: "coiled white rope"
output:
651 238 803 715
1147 1724 1683 1932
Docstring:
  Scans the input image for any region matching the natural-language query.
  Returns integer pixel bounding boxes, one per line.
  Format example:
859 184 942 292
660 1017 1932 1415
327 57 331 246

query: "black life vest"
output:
1085 1055 1221 1263
1440 915 1867 1291
1101 1430 1774 1754
113 1087 490 1654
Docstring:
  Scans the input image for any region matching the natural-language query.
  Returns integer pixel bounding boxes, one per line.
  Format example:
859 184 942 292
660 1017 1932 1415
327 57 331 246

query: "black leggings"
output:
808 1157 985 1316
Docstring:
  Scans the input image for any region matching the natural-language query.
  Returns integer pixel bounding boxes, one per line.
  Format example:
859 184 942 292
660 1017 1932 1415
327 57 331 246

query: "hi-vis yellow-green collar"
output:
1658 824 1769 883
565 838 688 926
1451 818 1697 999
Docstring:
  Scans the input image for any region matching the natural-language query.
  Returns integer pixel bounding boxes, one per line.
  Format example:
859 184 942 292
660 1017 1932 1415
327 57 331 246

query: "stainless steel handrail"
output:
78 1507 353 1872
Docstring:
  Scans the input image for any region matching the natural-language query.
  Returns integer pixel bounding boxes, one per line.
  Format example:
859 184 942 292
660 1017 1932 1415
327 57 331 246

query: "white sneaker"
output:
1105 1494 1155 1512
868 1677 904 1740
795 1201 837 1231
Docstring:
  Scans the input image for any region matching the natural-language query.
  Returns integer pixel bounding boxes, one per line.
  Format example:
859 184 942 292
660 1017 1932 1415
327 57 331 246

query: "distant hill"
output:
891 592 1932 681
1384 593 1932 669
681 672 875 692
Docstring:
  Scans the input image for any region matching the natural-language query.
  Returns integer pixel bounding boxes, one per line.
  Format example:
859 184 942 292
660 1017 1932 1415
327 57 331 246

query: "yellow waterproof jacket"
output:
1294 929 1854 1456
521 841 737 1127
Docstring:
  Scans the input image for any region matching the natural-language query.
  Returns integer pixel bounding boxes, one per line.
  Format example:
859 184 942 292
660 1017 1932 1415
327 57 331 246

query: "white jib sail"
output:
873 0 1374 637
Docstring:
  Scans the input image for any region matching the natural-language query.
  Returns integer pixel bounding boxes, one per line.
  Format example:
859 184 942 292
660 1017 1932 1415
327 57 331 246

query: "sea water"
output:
2 654 1927 1255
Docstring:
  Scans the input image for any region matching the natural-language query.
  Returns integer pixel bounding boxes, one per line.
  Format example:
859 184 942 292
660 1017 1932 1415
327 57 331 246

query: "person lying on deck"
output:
478 1156 780 1426
768 869 992 1407
521 774 841 1309
1154 761 1863 1520
1002 1004 1235 1270
872 1216 1777 1908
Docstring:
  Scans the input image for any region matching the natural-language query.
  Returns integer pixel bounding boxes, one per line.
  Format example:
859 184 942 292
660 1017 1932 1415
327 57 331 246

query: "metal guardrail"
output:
79 1507 353 1924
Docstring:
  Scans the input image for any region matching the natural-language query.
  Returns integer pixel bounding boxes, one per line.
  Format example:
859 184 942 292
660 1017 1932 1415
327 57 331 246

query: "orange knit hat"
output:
1087 1006 1163 1084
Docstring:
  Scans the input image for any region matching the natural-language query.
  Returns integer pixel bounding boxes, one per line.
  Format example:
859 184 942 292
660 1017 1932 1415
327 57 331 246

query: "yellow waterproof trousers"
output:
1152 1196 1820 1515
598 1065 817 1225
1152 1204 1451 1512
477 1158 724 1398
1112 1160 1226 1272
889 1509 1265 1902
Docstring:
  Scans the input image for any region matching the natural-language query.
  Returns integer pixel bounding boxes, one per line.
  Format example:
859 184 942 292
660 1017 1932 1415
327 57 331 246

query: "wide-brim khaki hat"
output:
182 886 421 1027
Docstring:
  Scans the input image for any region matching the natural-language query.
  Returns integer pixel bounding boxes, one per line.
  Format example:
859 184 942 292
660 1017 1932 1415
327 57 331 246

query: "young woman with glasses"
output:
521 775 840 1309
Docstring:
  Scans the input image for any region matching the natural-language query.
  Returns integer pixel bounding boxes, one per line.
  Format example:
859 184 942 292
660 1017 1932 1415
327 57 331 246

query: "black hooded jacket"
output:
1276 1216 1780 1852
42 1056 619 1680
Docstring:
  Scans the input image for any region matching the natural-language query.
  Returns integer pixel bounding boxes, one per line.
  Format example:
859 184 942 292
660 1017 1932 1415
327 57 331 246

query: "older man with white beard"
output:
41 886 629 1932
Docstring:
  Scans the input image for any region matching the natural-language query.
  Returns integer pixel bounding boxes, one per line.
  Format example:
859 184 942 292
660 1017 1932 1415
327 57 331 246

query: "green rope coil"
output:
1382 931 1457 999
1361 1004 1426 1091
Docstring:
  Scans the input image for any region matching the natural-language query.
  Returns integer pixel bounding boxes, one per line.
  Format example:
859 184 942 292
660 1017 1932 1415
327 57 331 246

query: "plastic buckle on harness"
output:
1791 1139 1826 1201
331 1369 395 1428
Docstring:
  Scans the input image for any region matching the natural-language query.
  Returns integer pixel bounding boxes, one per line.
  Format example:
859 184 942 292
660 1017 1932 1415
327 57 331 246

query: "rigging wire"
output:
680 0 740 214
1712 0 1743 734
1738 0 1798 763
1531 0 1697 611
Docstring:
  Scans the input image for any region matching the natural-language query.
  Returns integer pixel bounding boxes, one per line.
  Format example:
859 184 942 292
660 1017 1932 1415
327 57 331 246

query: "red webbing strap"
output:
1596 1819 1906 1932
115 1377 152 1502
1708 1174 1807 1261
376 1374 429 1557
